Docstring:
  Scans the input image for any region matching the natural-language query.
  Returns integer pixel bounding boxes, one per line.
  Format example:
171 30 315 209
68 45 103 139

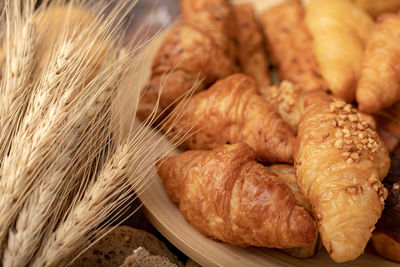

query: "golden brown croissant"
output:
356 13 400 114
295 91 391 262
305 0 373 102
157 143 317 248
261 0 326 93
233 3 271 90
264 81 303 132
268 164 320 258
137 0 238 122
180 0 237 61
165 74 296 163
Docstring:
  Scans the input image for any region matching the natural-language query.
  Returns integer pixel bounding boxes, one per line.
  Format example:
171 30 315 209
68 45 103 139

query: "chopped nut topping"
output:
330 100 381 163
334 139 343 149
346 158 354 164
393 183 400 190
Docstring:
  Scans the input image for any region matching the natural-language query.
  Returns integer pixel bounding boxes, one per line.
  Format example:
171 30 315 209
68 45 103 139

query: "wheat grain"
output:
0 8 37 167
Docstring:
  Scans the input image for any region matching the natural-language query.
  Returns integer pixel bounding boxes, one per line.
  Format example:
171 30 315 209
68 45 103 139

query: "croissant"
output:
233 3 271 91
165 74 296 163
268 164 319 258
261 0 326 93
295 91 391 262
180 0 237 61
137 0 238 122
157 143 317 248
264 81 303 132
305 0 373 102
356 13 400 114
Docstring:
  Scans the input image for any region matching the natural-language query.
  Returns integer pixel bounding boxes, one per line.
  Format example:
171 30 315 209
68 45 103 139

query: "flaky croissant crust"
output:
164 74 296 163
158 143 317 248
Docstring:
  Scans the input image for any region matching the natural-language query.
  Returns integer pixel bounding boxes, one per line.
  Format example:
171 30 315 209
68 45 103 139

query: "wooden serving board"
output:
117 0 400 266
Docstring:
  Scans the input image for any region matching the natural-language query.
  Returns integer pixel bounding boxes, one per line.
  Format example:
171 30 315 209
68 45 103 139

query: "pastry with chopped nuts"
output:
372 153 400 263
261 0 327 93
157 143 317 249
164 74 296 163
233 3 271 91
294 91 390 263
356 13 400 114
137 0 238 123
263 81 303 132
305 0 373 102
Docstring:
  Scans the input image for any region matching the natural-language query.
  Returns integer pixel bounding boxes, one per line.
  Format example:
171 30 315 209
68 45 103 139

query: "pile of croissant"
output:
137 0 400 263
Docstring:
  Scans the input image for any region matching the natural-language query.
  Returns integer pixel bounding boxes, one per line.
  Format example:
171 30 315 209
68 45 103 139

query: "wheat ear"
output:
0 1 37 167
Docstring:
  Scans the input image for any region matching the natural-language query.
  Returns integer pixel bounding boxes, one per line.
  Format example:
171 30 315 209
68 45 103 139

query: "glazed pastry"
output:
165 74 295 163
372 153 400 263
233 3 271 91
137 0 238 122
264 81 303 132
295 91 390 262
261 0 326 92
351 0 400 17
305 0 373 102
157 143 317 248
356 13 400 114
374 103 400 152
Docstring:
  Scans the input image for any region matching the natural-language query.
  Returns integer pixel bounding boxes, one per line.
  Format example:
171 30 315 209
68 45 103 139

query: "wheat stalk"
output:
0 1 37 167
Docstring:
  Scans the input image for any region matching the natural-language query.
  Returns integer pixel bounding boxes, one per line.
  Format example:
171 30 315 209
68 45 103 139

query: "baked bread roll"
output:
233 3 271 90
351 0 400 17
295 91 390 262
157 143 317 248
165 74 296 163
305 0 373 102
261 0 326 93
137 0 238 122
356 13 400 114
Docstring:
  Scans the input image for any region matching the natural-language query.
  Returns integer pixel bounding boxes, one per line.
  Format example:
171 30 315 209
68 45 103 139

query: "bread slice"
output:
122 247 177 267
72 226 182 266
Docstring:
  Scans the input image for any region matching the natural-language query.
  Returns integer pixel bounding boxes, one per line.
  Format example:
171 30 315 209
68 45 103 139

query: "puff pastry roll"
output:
261 0 326 92
305 0 373 102
165 74 295 163
180 0 237 60
157 143 317 248
356 13 400 114
264 81 304 132
295 91 390 262
233 3 271 90
137 0 238 122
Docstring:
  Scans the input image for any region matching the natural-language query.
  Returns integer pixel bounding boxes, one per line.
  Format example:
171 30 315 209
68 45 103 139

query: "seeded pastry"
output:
264 81 303 132
305 0 373 102
261 0 326 92
233 3 271 90
165 74 296 163
295 91 390 262
158 143 317 248
356 13 400 114
137 0 238 122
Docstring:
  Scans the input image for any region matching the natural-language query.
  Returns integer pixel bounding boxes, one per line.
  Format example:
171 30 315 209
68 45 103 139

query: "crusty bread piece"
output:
122 247 177 267
72 226 182 266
